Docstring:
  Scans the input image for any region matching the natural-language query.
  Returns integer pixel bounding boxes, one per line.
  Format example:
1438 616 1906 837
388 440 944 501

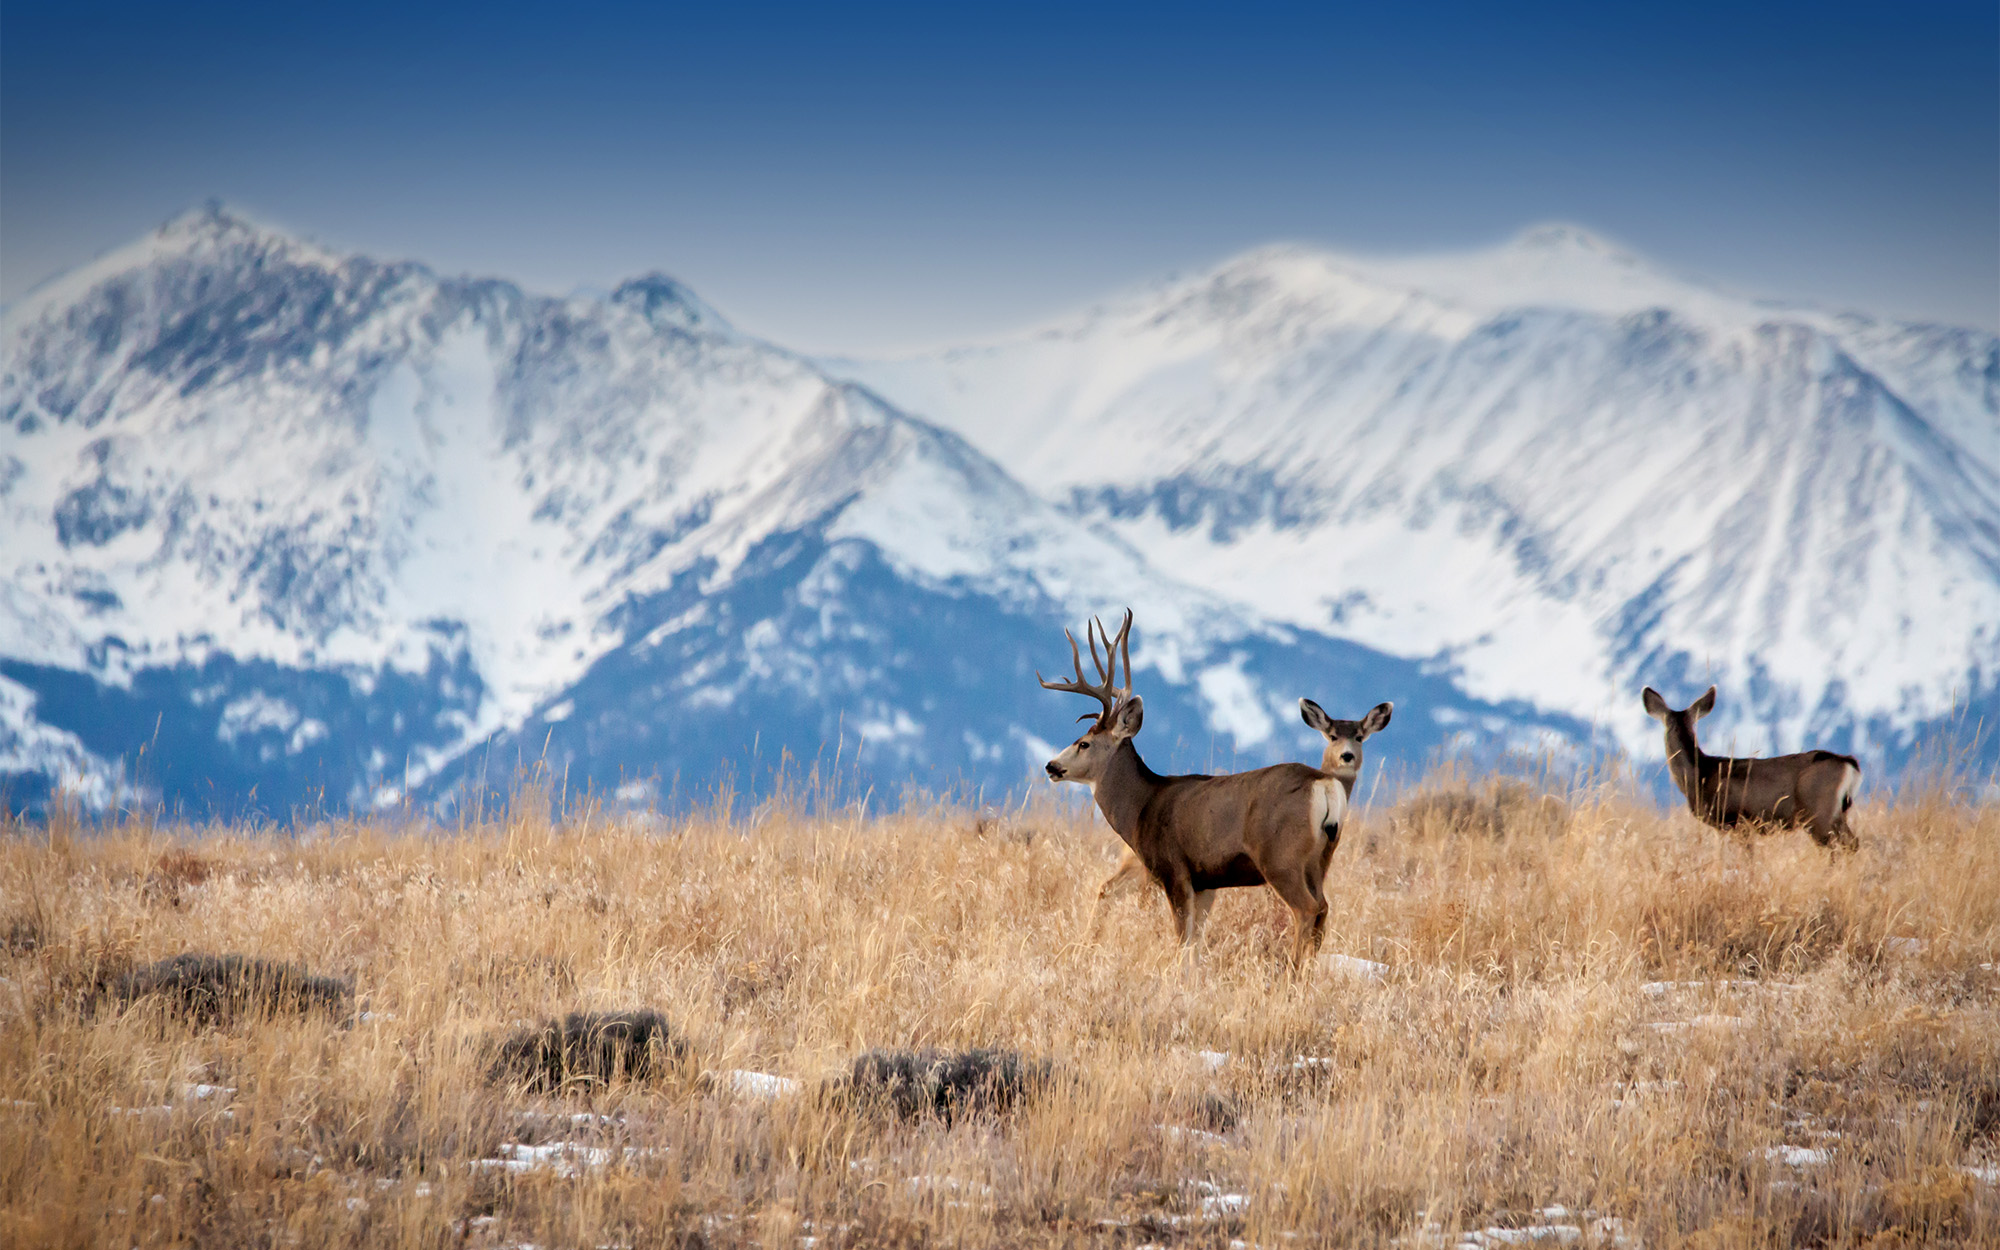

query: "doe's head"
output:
1642 685 1716 729
1038 610 1140 785
1299 698 1392 785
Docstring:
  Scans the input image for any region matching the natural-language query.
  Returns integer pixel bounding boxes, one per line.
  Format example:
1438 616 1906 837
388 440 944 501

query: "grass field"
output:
2 770 1997 1248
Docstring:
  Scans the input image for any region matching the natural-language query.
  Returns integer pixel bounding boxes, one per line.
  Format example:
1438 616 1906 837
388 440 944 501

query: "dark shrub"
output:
846 1047 1051 1121
105 953 352 1023
488 1010 685 1092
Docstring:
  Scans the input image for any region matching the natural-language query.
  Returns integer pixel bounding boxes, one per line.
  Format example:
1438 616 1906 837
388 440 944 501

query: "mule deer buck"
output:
1091 698 1391 925
1641 686 1860 851
1040 610 1346 965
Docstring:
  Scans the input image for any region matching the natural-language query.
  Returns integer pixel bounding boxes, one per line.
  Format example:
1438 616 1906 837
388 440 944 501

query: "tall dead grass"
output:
0 772 1995 1248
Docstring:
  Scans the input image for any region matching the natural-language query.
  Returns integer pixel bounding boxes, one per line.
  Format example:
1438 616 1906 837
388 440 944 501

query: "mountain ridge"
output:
828 232 2000 769
4 205 1600 818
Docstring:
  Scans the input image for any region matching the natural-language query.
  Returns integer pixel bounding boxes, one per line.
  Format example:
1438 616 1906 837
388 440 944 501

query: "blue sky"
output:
3 1 1995 352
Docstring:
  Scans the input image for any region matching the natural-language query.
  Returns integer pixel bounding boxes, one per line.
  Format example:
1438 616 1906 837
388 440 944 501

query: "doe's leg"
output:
1267 870 1328 971
1190 890 1219 945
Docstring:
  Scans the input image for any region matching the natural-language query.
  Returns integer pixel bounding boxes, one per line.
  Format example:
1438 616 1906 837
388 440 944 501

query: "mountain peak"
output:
611 272 733 335
1326 223 1759 324
1507 222 1629 259
4 201 329 330
152 200 304 255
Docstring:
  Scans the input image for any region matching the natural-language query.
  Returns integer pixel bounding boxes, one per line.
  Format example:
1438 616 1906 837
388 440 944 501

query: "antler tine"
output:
1109 608 1134 697
1037 624 1118 716
1087 615 1113 685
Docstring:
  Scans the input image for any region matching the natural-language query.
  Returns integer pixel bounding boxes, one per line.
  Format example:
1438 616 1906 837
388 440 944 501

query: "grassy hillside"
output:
2 774 1996 1247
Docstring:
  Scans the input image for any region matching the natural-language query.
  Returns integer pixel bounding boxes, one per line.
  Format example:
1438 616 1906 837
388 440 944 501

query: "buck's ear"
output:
1299 698 1334 735
1360 702 1393 737
1109 695 1145 740
1641 687 1671 721
1691 686 1717 719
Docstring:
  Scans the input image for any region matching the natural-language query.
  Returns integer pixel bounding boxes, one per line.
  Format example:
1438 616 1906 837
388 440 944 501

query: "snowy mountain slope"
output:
1 206 1574 817
829 228 2000 766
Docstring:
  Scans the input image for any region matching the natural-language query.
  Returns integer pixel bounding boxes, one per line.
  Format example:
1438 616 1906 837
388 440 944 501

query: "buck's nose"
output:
1339 752 1356 766
1045 760 1065 780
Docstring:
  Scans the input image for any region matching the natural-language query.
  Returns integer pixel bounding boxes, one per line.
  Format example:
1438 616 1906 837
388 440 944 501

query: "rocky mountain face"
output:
1 207 1580 819
833 228 2000 776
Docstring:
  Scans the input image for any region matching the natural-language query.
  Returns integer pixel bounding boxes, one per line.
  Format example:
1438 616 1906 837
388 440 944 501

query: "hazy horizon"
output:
4 1 1995 354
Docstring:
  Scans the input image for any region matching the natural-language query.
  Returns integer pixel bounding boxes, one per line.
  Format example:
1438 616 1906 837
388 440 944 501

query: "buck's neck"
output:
1089 739 1164 846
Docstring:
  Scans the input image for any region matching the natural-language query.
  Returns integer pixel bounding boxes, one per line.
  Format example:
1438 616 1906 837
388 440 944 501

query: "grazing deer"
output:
1641 686 1860 851
1090 698 1392 922
1041 610 1346 965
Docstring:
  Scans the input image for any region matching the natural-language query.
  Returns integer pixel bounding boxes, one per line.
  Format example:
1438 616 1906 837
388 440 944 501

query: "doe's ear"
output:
1691 686 1717 720
1360 701 1393 737
1641 687 1671 721
1299 697 1334 736
1109 695 1145 740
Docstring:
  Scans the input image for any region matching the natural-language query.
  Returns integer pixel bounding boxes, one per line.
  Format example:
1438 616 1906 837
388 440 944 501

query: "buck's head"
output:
1299 698 1392 787
1039 609 1141 787
1642 685 1716 760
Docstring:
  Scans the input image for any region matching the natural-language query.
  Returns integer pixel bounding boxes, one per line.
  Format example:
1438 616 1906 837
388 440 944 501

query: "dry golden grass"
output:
2 774 1997 1248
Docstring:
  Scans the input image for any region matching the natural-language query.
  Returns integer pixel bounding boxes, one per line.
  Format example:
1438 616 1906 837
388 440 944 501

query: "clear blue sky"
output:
4 1 1995 352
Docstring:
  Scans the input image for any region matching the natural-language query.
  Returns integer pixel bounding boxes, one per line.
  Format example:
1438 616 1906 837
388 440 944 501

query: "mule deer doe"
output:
1040 610 1347 965
1090 698 1391 928
1641 686 1860 851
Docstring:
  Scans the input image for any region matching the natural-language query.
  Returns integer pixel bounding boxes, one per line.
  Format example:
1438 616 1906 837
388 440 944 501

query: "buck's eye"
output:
1076 740 1090 751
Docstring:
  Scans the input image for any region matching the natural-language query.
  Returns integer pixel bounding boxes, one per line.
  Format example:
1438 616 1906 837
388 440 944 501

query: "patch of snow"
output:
469 1141 658 1176
1760 1145 1833 1168
1155 1123 1231 1148
719 1069 800 1099
1320 952 1388 980
904 1175 993 1199
512 1111 619 1129
1178 1182 1251 1221
1639 979 1778 997
1458 1226 1582 1247
1644 1015 1746 1034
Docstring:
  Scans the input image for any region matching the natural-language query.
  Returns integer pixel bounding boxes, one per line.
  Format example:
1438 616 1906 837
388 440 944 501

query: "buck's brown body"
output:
1642 686 1860 851
1040 612 1346 965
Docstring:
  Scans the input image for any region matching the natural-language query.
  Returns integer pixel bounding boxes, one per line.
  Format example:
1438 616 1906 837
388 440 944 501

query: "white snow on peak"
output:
1331 223 1775 324
1 211 1277 801
831 231 2000 762
6 202 339 328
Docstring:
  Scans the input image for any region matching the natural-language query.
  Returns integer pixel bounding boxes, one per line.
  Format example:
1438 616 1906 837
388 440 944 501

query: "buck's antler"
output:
1038 609 1135 724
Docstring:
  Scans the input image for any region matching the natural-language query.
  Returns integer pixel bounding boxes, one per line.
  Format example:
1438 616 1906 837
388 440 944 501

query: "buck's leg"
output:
1090 851 1148 940
1161 875 1198 949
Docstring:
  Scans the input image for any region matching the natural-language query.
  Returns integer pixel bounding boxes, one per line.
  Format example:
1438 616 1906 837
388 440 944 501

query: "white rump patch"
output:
1836 762 1860 809
1310 776 1347 840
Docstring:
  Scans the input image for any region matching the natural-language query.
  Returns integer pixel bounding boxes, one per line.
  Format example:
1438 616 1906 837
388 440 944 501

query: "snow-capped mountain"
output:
1 206 1573 818
831 226 2000 771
